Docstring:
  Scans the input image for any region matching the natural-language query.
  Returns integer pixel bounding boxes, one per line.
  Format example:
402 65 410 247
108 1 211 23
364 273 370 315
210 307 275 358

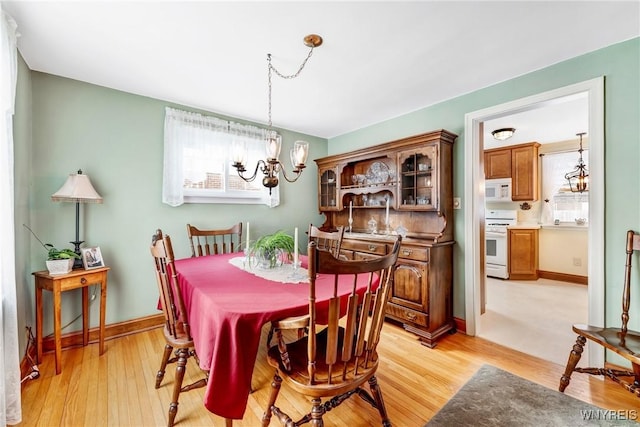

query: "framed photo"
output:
81 246 104 269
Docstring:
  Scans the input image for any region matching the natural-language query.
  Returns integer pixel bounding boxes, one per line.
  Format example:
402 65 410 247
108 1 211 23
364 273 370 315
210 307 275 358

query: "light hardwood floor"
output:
18 322 639 426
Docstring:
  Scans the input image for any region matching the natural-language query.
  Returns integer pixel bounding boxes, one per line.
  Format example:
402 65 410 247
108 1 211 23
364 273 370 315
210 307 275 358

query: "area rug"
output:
426 364 637 426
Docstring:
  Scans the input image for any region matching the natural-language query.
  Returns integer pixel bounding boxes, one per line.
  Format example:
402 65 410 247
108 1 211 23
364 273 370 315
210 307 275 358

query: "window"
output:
163 107 279 207
541 150 589 224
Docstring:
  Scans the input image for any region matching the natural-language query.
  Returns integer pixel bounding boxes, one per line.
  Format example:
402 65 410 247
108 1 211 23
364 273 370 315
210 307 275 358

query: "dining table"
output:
174 251 378 420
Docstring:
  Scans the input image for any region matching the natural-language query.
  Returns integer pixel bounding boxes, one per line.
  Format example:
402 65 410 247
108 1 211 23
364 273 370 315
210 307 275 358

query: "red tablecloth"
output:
174 253 376 420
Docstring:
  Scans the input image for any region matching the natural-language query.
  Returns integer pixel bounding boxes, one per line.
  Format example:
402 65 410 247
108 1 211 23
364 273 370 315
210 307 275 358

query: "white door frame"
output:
463 77 605 367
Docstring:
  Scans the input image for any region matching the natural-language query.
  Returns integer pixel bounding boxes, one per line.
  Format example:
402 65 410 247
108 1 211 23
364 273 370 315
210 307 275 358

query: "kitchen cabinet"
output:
511 143 539 201
484 142 540 201
484 148 511 179
315 129 457 347
508 228 539 280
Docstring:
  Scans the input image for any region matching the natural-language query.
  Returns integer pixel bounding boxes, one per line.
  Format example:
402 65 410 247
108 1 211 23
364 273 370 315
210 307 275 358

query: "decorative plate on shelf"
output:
366 161 394 185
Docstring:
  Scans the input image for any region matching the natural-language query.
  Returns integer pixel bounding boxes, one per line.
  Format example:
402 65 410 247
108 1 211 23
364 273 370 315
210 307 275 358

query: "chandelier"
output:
232 34 323 194
565 132 589 193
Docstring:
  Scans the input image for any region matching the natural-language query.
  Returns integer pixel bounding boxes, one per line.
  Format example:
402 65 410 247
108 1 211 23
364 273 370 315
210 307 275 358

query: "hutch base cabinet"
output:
315 129 457 347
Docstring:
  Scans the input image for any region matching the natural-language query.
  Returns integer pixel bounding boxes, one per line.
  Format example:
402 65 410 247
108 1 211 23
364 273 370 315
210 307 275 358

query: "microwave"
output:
485 178 512 202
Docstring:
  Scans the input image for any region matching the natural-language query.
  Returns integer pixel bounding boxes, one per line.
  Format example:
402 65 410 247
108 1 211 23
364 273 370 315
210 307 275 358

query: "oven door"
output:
485 231 508 278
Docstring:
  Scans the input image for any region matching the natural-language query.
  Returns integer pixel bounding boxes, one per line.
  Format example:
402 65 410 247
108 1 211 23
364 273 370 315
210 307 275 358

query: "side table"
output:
33 266 109 374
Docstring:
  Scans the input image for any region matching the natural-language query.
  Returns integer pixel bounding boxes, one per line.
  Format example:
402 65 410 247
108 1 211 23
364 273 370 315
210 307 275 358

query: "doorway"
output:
463 77 605 367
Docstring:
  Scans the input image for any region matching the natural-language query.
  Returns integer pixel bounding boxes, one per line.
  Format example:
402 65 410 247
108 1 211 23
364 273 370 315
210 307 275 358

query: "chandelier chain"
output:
267 46 316 128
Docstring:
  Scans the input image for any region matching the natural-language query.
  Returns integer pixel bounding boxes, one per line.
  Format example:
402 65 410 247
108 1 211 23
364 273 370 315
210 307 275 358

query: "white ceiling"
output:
4 1 639 139
483 92 589 148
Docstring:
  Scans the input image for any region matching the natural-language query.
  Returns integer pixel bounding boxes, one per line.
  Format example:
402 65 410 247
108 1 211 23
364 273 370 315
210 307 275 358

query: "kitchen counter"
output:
540 224 588 230
508 224 541 230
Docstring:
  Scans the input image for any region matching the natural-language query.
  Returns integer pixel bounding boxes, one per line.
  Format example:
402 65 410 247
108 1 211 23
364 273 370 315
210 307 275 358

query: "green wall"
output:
329 38 640 327
15 71 326 352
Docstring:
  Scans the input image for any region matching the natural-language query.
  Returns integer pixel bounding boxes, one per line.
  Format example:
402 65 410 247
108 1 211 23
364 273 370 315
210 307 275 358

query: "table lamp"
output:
51 169 103 269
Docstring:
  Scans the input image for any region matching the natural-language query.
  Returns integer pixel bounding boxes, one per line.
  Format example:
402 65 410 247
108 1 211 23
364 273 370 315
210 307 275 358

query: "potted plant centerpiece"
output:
25 224 80 275
248 230 294 269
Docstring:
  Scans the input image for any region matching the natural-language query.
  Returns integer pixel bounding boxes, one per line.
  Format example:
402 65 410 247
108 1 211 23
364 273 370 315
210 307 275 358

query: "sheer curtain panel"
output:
163 107 280 207
0 6 21 425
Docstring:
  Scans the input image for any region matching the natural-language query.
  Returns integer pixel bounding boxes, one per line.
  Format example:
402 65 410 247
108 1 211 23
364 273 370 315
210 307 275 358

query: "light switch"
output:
453 197 461 209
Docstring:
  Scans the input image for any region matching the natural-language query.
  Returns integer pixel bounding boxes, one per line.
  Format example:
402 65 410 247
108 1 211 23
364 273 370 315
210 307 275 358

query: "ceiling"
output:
4 1 639 139
483 92 589 149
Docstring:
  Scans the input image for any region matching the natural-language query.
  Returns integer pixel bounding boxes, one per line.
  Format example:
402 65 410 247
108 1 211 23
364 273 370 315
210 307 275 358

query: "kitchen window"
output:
541 149 589 223
162 107 279 207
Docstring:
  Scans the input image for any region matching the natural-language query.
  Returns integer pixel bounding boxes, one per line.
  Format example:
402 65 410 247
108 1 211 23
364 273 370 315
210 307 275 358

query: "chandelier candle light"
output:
232 34 323 195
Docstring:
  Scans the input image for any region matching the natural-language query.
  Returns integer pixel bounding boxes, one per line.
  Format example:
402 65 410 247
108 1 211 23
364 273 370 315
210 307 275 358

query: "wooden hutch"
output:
314 129 457 347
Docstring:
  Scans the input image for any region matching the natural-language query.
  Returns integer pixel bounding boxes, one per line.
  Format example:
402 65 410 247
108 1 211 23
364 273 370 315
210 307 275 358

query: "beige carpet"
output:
426 365 637 426
478 277 588 365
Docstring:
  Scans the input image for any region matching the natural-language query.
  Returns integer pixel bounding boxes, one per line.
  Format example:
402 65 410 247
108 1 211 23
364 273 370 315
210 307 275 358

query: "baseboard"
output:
454 317 466 334
538 270 588 285
40 313 164 354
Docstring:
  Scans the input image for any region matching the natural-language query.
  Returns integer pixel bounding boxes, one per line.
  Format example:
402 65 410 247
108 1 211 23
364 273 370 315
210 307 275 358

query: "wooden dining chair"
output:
151 229 209 427
267 225 346 349
262 236 402 427
559 230 640 398
308 224 345 258
187 222 243 257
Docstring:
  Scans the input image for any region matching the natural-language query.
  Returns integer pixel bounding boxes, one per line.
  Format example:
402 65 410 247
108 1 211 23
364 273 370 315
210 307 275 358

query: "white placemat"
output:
228 257 308 284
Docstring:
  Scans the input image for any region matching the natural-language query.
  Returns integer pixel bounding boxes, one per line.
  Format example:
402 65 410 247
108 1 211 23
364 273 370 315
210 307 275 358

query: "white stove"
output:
485 210 517 279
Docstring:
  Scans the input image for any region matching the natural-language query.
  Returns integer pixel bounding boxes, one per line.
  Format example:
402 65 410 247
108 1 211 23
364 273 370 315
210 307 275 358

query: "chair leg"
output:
559 335 586 392
261 372 282 427
368 375 391 427
310 397 324 427
156 344 174 389
167 348 188 427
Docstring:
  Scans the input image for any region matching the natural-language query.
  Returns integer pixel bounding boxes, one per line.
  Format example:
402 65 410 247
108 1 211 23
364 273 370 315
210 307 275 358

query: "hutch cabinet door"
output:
398 145 438 211
391 258 428 313
318 167 339 211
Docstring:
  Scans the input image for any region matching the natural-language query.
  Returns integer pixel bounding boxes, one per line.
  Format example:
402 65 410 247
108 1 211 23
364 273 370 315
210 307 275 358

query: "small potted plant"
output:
24 224 80 275
248 230 294 269
45 245 80 275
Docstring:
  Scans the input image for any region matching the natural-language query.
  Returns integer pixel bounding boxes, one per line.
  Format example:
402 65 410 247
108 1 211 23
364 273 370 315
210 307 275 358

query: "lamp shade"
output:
51 170 103 203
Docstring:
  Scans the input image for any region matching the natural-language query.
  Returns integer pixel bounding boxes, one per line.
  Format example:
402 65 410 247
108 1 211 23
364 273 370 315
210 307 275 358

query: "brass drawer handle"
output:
368 245 377 251
402 249 413 256
405 312 417 320
81 277 87 284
